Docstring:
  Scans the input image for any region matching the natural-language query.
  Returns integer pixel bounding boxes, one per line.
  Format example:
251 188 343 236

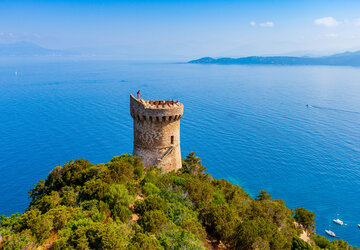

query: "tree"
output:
141 171 159 186
30 191 62 213
47 206 79 231
134 195 168 215
129 233 163 250
294 208 315 232
29 180 45 199
256 190 272 201
184 178 213 205
139 210 170 234
158 230 205 250
312 235 331 249
107 161 134 184
292 236 312 250
232 217 290 249
112 204 132 222
142 182 160 196
21 209 53 243
81 178 110 200
0 232 31 249
61 188 77 207
179 219 207 241
213 190 226 205
1 154 357 250
198 203 240 242
105 184 134 208
180 152 206 177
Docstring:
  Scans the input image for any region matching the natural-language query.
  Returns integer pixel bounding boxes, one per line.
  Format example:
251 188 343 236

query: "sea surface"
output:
0 60 359 245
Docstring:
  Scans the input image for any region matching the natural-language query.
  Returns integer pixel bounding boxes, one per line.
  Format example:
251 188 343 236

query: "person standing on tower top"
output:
137 90 140 99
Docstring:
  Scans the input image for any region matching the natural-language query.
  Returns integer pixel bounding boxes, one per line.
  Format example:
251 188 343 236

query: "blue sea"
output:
0 61 359 245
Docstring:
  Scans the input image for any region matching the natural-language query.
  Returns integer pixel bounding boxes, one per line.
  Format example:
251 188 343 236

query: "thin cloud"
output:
259 21 274 28
325 33 338 38
354 18 360 26
314 17 340 27
250 21 256 27
0 32 42 42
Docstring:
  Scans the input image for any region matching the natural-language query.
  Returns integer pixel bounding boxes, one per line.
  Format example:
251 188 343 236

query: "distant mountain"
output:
0 42 187 60
0 41 77 57
189 51 360 66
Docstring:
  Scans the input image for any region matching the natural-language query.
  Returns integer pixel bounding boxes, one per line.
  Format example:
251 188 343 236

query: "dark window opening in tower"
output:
171 136 174 144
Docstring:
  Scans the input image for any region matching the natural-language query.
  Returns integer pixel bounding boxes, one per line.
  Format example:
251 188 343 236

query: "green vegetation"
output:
0 152 358 249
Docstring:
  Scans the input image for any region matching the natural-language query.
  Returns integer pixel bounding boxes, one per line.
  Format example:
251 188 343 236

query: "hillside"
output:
0 42 76 57
0 153 357 249
188 51 360 66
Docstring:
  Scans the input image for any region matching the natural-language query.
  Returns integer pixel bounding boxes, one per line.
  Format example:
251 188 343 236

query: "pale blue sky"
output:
1 0 360 59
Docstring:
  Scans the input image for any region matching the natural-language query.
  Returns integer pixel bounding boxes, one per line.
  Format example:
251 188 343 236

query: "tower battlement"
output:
130 94 183 172
130 94 183 122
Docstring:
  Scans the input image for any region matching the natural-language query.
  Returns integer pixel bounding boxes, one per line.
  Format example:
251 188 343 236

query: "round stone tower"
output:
130 94 183 172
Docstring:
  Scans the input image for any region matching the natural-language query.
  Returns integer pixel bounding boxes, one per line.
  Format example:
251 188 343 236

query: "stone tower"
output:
130 94 183 172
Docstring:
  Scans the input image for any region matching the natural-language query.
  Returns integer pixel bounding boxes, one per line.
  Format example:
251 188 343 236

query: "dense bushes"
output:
0 152 358 249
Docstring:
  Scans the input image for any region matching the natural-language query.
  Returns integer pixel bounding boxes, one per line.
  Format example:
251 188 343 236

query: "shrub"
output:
105 184 134 208
134 195 168 215
81 178 110 200
292 236 312 250
142 183 160 196
232 217 289 249
61 188 77 207
313 234 331 249
21 209 53 243
129 233 163 250
1 154 357 250
112 204 132 222
139 210 170 234
30 191 62 213
184 178 213 205
158 229 205 250
141 171 159 186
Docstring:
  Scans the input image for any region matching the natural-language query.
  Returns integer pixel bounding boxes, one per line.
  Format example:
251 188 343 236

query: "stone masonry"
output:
130 94 183 172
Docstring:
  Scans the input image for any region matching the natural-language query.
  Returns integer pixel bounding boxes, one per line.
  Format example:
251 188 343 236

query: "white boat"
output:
333 219 344 225
325 229 336 237
358 224 360 228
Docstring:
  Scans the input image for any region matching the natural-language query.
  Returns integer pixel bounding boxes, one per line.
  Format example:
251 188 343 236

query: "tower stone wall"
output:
130 94 183 172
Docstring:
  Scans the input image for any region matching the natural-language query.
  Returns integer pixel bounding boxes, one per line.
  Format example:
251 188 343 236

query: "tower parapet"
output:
130 94 183 172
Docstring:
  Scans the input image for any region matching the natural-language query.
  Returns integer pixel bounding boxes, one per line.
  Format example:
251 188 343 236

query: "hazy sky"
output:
2 0 360 59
